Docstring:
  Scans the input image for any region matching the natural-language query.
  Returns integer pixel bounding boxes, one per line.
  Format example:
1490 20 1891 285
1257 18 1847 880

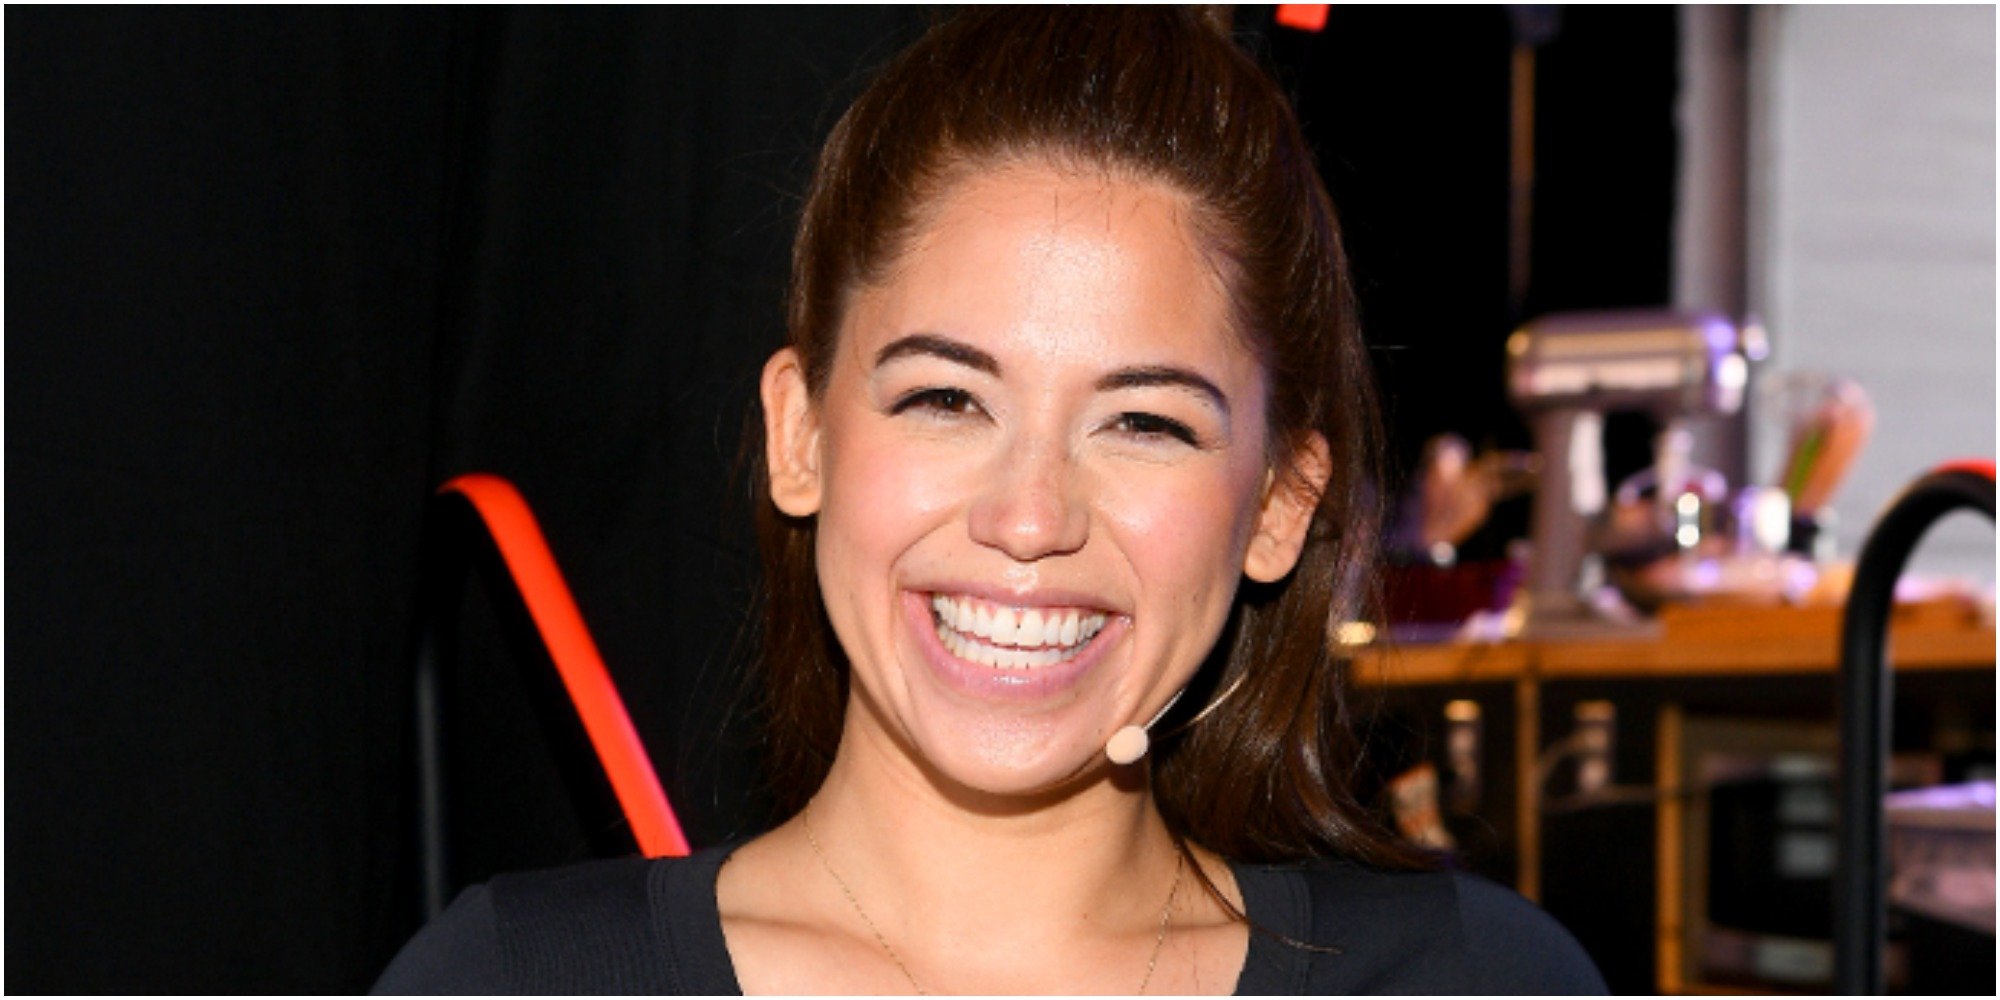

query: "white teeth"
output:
929 593 1110 668
997 607 1023 644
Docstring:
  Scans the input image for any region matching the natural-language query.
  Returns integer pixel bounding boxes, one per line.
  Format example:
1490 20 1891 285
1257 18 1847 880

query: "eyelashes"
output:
888 387 1203 447
889 386 980 418
1109 411 1200 446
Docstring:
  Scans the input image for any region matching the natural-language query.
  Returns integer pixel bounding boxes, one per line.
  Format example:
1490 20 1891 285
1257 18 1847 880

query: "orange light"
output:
439 473 691 858
1275 4 1330 33
1935 459 1996 481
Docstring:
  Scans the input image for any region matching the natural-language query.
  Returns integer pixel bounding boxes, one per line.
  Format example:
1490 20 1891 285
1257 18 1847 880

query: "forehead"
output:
840 163 1255 380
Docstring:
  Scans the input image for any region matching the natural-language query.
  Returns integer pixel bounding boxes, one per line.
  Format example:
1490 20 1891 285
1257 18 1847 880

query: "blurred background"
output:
7 6 1993 992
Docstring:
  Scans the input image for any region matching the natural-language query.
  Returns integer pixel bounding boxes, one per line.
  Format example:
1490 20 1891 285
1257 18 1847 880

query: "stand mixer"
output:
1505 309 1767 636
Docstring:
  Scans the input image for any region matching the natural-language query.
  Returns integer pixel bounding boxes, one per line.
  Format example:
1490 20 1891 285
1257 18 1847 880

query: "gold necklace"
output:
801 800 1185 995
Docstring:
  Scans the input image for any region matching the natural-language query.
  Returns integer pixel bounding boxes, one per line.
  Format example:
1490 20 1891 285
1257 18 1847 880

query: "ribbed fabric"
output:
652 845 742 994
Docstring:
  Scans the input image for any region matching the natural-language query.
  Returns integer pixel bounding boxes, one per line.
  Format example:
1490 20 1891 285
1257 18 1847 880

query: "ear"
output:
761 348 823 517
1243 432 1331 583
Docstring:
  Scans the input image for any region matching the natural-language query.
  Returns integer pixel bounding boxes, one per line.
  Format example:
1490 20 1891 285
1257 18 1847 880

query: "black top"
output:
375 843 1605 994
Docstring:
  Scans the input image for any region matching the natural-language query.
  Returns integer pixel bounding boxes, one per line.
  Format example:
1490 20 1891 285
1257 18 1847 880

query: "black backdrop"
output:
7 8 1672 991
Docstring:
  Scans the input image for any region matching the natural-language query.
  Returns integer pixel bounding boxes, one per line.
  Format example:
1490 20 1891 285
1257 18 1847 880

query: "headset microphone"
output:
1104 690 1185 765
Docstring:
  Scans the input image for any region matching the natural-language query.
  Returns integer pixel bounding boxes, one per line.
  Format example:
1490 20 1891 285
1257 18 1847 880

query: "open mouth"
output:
929 593 1110 670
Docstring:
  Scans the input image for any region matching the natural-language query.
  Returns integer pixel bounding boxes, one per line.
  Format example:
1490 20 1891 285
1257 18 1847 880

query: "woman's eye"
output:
1111 411 1199 446
890 387 982 418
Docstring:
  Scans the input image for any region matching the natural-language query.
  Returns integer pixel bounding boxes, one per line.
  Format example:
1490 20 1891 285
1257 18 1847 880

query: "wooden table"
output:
1353 598 1994 687
1349 599 1994 992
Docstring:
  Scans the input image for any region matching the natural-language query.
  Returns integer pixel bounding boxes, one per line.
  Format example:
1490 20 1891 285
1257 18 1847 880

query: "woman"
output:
379 8 1602 994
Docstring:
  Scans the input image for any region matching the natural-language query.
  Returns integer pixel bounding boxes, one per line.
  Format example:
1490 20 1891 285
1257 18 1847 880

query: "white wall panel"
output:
1753 5 1995 583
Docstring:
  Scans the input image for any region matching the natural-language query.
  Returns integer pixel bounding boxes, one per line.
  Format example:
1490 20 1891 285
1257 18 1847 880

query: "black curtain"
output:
7 7 1673 991
7 8 926 991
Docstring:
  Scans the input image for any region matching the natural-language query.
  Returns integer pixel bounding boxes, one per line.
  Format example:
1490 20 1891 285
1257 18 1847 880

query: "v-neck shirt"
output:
374 841 1605 994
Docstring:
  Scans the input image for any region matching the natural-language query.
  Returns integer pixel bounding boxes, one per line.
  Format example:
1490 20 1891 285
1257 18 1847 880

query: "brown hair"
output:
752 7 1422 868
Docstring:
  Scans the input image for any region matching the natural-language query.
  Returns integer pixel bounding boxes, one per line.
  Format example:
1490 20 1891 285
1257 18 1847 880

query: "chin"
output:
904 714 1115 804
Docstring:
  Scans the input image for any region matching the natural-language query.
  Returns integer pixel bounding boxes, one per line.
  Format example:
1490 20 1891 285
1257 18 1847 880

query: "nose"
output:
967 435 1089 561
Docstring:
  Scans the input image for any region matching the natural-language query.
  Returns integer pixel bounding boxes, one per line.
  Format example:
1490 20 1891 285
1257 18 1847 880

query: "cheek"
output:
1092 458 1266 610
813 412 975 583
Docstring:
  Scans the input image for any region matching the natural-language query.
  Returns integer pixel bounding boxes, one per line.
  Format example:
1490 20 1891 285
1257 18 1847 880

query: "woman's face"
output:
762 163 1324 797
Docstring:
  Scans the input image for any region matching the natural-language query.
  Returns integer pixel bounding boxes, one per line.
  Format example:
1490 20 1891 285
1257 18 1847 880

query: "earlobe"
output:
1243 432 1332 583
761 348 823 517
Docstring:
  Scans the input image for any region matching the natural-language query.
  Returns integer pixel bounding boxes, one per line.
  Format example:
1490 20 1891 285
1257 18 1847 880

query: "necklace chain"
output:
801 800 1184 995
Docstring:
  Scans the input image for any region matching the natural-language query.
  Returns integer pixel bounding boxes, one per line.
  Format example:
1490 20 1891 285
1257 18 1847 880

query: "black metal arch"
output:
1835 464 1994 994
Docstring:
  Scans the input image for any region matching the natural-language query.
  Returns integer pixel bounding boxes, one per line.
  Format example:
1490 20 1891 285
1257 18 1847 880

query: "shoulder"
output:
1244 858 1604 994
1446 870 1607 994
371 881 507 994
372 850 741 995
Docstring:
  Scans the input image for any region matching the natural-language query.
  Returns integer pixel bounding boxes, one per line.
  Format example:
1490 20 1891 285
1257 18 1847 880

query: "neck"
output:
800 721 1183 976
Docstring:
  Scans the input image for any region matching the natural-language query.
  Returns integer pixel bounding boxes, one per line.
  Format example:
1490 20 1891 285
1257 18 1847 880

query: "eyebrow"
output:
1097 366 1231 417
873 332 1231 417
874 333 1000 376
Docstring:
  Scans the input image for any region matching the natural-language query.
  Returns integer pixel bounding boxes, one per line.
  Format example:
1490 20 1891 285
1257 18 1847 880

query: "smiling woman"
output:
375 8 1605 994
760 168 1291 809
